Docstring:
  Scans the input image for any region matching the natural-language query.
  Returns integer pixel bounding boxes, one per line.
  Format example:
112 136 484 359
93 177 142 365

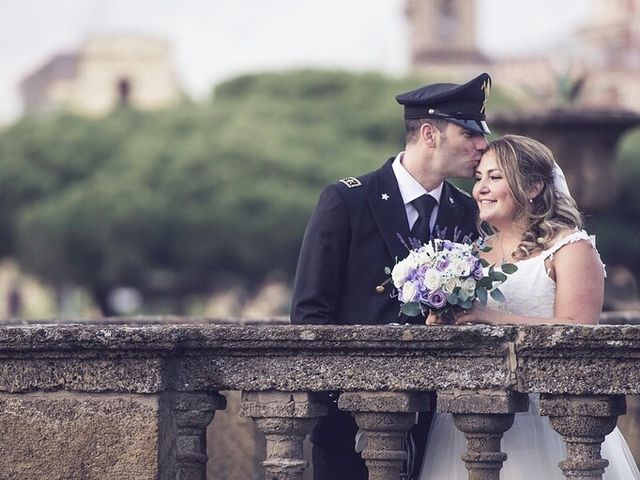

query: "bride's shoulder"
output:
541 229 597 261
548 229 593 251
546 229 605 274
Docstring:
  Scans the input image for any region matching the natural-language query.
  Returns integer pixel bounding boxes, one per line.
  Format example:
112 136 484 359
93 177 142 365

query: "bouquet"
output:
387 237 517 321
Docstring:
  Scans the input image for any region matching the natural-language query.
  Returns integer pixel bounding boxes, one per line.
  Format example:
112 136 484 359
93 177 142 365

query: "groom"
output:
291 73 492 479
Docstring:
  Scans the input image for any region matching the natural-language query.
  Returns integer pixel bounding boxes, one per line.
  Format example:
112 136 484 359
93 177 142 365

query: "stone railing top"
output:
0 319 639 395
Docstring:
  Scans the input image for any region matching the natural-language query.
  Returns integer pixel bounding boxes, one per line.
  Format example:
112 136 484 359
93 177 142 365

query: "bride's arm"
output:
445 239 604 326
551 238 603 325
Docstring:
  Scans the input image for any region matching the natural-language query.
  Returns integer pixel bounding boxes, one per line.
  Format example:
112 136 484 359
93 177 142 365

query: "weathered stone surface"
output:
240 392 325 480
0 320 638 477
169 392 226 480
338 391 432 412
354 411 416 480
437 391 529 414
0 357 166 393
240 391 328 418
452 413 515 480
539 395 626 418
0 392 159 479
177 354 511 392
540 395 626 480
515 325 640 395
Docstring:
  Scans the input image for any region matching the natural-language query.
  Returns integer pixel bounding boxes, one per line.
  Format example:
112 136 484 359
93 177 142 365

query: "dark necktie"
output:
410 194 437 243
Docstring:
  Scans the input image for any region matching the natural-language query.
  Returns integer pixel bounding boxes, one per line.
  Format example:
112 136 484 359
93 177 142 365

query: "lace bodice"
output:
486 230 602 318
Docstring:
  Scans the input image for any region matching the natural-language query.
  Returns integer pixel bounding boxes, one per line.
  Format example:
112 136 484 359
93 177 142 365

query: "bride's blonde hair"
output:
479 135 583 260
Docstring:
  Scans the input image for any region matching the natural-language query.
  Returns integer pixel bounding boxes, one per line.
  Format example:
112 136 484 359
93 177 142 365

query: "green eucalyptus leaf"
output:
459 300 472 309
401 302 422 317
490 288 506 303
477 277 493 289
476 287 488 305
491 271 507 282
448 293 459 305
501 263 518 274
480 258 490 267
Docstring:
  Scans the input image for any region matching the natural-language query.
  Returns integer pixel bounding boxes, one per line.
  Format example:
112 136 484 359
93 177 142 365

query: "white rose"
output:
443 277 461 294
424 269 443 291
392 259 412 288
401 281 418 303
451 258 471 277
459 277 477 301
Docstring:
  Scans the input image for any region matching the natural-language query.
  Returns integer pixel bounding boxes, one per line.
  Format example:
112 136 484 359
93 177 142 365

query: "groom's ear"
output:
419 122 438 148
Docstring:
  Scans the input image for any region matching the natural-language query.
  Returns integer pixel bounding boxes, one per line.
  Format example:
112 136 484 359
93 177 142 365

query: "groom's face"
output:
436 123 489 179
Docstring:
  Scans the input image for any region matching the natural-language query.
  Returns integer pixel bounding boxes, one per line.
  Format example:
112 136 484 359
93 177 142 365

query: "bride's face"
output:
472 151 520 227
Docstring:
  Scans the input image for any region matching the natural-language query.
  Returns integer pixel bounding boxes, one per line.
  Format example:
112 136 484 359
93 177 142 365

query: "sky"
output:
0 0 593 123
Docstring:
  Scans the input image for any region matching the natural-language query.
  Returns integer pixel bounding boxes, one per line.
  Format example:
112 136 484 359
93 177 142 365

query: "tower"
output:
406 0 489 77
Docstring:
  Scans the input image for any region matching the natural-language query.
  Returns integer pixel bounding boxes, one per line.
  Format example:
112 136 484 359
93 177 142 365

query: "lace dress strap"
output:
540 230 606 276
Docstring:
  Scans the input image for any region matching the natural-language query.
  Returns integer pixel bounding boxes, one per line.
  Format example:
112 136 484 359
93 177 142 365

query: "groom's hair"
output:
404 118 448 144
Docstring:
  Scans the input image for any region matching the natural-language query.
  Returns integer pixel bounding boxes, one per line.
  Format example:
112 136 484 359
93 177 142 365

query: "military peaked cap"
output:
396 73 492 134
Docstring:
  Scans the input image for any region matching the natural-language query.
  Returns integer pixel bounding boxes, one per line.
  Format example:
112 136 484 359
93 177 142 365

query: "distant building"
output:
406 0 489 78
407 0 640 111
20 35 181 117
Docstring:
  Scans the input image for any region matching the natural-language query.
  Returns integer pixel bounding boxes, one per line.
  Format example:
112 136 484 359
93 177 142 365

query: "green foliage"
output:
0 70 447 312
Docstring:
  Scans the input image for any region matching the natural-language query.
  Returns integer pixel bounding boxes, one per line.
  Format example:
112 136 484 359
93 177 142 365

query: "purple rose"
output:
426 289 448 309
471 258 484 279
436 259 450 271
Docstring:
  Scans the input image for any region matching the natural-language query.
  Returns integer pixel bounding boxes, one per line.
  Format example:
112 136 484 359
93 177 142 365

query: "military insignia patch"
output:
339 176 362 188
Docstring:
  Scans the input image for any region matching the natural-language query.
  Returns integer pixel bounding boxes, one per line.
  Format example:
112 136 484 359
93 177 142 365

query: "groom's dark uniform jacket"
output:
291 159 479 479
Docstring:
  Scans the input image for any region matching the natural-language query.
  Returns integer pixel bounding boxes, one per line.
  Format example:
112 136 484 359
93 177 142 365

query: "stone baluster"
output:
539 394 626 480
173 392 227 480
240 391 327 480
337 391 432 480
438 391 529 480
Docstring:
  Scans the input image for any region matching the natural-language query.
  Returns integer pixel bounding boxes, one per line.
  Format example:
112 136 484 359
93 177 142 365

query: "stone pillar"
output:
438 391 529 480
337 391 432 480
240 391 328 480
174 392 227 480
539 394 626 480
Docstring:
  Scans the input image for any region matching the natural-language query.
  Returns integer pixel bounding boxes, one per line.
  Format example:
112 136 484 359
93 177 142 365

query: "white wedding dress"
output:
419 230 640 480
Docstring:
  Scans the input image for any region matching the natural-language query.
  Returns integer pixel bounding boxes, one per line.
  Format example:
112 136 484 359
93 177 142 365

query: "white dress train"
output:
419 231 640 480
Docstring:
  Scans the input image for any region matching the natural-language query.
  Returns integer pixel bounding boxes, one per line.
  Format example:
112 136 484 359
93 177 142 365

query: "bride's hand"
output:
453 303 496 325
425 311 451 325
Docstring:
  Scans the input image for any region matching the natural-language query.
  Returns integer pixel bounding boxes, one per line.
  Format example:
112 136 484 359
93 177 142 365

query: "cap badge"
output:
481 79 491 114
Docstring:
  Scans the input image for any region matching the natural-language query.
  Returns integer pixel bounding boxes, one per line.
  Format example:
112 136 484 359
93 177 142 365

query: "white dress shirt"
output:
391 152 443 232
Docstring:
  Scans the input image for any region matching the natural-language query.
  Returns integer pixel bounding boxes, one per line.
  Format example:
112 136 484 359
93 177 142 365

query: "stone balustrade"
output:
0 320 639 479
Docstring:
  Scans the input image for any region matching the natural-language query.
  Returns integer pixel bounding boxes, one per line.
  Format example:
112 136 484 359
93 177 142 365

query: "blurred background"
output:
0 0 639 320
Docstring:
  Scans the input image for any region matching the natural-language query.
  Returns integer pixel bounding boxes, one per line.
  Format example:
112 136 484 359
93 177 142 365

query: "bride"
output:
422 135 640 479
